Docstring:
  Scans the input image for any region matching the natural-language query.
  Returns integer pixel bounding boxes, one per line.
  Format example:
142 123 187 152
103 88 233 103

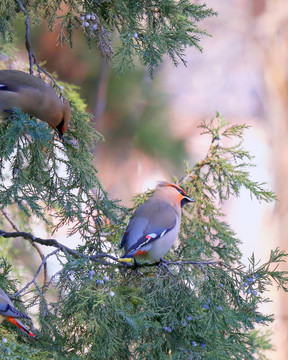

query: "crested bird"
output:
120 182 195 262
0 287 34 337
0 70 71 137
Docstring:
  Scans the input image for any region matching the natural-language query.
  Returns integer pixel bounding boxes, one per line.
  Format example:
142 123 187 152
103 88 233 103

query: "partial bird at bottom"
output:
0 287 34 337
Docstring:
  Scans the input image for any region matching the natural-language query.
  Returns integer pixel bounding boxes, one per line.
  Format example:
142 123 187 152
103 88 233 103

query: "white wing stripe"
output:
147 233 157 238
160 230 167 237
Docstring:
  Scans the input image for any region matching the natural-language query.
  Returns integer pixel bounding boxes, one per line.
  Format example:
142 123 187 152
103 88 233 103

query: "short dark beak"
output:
181 196 195 208
55 126 63 140
56 119 64 139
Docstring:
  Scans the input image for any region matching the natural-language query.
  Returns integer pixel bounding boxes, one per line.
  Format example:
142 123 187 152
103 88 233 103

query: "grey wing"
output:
120 212 148 250
143 201 177 234
0 288 30 319
120 200 177 251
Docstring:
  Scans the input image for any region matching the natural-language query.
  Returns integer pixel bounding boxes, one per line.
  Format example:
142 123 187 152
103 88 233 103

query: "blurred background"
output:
3 0 288 358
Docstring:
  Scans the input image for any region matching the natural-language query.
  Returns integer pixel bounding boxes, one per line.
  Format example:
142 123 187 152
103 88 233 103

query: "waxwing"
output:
120 182 195 262
0 70 71 137
0 287 34 337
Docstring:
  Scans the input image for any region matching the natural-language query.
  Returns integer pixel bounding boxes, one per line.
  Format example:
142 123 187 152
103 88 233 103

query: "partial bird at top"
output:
0 70 71 137
120 182 195 263
0 287 34 337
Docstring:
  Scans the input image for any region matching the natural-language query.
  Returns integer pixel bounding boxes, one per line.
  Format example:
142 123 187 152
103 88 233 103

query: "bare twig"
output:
46 268 65 289
1 209 20 231
0 229 121 266
1 210 48 289
0 228 225 269
16 0 33 74
164 260 223 266
14 249 61 297
33 65 65 98
136 259 224 268
16 0 65 97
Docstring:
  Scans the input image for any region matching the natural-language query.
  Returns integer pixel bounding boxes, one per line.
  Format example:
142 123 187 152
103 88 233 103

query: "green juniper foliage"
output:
0 84 121 249
0 1 287 358
1 111 287 359
0 0 216 75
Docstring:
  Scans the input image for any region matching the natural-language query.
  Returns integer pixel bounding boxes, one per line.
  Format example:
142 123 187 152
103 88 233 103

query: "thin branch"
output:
165 260 224 266
16 0 33 74
32 64 65 98
1 209 20 231
0 229 225 270
25 15 34 74
1 210 48 289
0 229 121 266
14 249 61 297
46 268 65 289
16 0 65 97
136 259 225 268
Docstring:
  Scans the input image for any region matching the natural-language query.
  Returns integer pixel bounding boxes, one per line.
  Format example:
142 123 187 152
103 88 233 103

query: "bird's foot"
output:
131 259 145 276
132 259 140 270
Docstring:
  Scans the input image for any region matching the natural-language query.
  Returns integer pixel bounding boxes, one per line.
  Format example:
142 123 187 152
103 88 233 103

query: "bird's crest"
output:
157 181 189 197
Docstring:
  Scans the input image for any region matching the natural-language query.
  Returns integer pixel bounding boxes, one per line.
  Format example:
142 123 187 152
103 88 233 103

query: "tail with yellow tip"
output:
118 257 134 263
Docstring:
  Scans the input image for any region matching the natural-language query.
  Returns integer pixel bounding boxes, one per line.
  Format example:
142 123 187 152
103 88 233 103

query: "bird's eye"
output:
173 185 186 196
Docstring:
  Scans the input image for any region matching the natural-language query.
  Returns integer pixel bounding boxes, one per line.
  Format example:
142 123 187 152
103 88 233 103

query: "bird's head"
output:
156 182 195 207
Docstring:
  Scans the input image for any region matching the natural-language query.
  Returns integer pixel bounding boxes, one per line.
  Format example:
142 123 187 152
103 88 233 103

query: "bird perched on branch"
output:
0 70 71 137
119 182 195 262
0 287 34 337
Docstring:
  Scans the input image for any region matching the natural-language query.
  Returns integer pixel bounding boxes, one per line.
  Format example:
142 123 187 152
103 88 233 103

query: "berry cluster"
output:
80 14 98 32
89 270 115 297
243 273 259 296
